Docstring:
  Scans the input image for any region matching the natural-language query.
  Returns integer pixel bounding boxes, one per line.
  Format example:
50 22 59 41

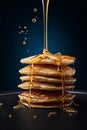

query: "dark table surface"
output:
0 90 87 130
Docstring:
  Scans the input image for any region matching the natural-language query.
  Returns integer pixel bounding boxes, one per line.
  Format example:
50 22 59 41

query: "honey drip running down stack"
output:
18 0 76 108
18 51 76 108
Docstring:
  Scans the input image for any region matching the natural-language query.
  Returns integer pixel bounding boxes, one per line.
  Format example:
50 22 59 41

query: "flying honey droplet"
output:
19 26 21 29
18 26 29 35
22 36 28 45
27 50 29 52
25 30 28 34
33 8 37 12
21 30 24 33
26 30 28 32
32 18 37 23
24 37 27 40
24 26 27 29
19 32 21 35
23 41 26 45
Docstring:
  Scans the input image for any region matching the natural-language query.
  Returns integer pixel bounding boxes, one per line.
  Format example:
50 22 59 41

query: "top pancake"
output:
20 52 75 65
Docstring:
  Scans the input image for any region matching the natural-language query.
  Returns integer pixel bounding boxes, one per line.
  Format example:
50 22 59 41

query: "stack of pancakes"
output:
18 52 76 108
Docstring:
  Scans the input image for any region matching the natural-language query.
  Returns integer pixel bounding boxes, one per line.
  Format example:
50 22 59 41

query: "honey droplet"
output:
23 41 26 45
69 113 73 116
27 50 29 52
47 114 51 118
21 30 24 33
19 26 21 29
33 8 37 12
8 114 12 119
63 107 78 114
24 26 27 29
26 30 28 33
19 32 21 35
33 115 37 119
47 112 57 118
24 37 27 40
32 18 37 23
0 103 3 106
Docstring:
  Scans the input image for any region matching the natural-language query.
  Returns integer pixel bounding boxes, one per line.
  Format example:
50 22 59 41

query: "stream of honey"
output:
42 0 49 53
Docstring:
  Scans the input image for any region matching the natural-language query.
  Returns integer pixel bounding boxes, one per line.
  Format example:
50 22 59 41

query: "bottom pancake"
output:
19 99 73 108
18 91 75 108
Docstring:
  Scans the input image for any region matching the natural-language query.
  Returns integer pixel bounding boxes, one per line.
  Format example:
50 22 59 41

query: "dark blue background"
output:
0 0 87 91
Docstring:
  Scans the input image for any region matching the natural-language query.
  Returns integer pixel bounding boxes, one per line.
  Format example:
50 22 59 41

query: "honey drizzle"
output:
29 63 34 107
61 68 65 107
57 53 65 107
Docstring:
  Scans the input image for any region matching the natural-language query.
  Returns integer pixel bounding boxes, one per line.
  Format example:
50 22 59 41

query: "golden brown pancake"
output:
19 99 73 108
20 75 76 84
19 90 75 103
19 65 76 77
20 52 75 65
18 81 75 90
18 91 75 108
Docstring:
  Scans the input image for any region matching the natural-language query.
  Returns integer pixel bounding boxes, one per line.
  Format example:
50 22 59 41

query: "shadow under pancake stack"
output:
18 51 76 108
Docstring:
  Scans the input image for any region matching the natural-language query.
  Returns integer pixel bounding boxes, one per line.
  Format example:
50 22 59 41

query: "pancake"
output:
19 99 73 108
19 65 76 77
20 75 76 84
18 81 75 90
18 91 75 108
20 52 75 65
18 51 76 108
19 91 75 103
